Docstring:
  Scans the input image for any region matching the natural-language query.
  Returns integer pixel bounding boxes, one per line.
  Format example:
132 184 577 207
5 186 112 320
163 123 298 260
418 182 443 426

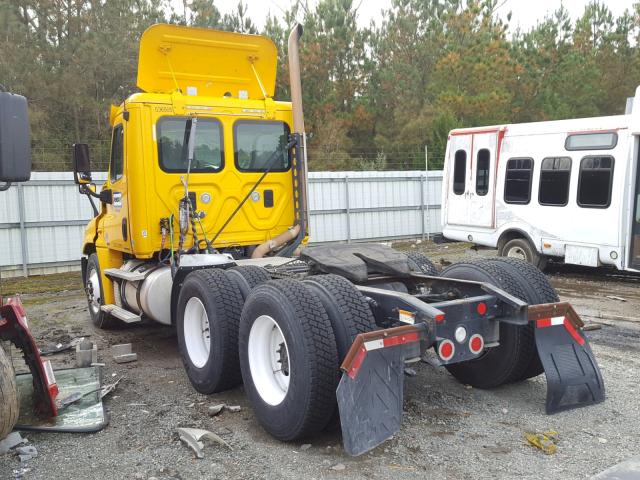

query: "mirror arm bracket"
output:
80 184 101 199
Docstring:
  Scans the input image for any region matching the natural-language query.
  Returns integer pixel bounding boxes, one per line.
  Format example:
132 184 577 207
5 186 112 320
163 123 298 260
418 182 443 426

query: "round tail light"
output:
469 334 484 355
438 340 455 361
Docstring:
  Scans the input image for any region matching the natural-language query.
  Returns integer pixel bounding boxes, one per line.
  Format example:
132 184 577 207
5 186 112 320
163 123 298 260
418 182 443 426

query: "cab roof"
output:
137 24 278 100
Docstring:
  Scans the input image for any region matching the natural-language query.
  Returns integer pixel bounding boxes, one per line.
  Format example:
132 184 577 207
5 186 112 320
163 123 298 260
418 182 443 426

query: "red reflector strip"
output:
536 316 565 328
536 316 585 347
347 346 367 379
383 332 420 348
347 330 423 379
435 314 445 323
563 319 585 346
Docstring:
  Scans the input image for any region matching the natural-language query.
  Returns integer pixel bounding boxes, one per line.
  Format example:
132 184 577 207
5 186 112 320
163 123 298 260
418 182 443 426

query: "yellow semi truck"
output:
70 24 605 455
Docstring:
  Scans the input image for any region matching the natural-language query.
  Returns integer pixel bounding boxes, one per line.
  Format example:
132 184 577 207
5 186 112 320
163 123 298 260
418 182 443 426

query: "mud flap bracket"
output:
528 302 605 414
337 324 427 456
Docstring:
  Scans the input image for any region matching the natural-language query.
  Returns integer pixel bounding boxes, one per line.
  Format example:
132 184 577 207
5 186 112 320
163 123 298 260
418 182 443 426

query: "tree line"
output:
1 0 639 171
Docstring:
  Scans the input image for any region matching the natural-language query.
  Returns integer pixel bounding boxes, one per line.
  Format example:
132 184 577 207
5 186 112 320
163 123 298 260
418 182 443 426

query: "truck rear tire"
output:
239 279 339 441
499 238 547 270
0 345 19 441
303 274 377 362
489 257 559 380
226 265 271 300
176 269 244 394
404 251 439 275
440 260 537 388
85 253 117 329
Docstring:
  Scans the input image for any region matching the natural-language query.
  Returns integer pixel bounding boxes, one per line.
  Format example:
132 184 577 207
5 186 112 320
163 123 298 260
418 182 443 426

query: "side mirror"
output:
73 143 92 184
0 91 31 183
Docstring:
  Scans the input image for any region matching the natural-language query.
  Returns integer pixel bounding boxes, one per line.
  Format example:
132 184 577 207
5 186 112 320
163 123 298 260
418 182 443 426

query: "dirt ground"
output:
1 241 639 480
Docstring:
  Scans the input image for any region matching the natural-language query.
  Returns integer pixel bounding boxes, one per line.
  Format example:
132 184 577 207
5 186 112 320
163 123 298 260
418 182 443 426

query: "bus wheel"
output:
499 238 547 270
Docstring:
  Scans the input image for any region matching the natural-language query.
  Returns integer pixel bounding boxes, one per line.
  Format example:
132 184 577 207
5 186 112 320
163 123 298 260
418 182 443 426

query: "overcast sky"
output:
200 0 635 32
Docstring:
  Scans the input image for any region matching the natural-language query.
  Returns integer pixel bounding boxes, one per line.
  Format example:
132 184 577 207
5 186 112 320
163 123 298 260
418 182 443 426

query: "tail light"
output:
469 334 484 355
438 339 455 361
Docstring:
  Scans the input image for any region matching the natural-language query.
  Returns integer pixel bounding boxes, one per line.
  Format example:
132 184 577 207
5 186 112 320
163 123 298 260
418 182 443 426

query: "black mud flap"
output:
529 303 605 414
336 325 426 456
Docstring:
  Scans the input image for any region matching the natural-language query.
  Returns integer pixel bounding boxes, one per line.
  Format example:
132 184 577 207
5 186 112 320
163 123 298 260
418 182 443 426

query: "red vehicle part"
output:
0 297 59 417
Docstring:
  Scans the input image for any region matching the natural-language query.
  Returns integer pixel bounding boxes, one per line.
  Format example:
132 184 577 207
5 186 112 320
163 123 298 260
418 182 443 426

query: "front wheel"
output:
239 279 339 441
176 269 244 394
84 253 117 329
0 346 19 440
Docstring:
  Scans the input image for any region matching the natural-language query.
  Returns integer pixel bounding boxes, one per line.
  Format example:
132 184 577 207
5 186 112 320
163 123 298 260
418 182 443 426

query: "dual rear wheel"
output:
176 267 378 440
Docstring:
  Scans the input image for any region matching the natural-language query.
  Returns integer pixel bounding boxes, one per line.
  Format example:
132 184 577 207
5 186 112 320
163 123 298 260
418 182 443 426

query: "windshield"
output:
234 121 290 172
157 117 223 173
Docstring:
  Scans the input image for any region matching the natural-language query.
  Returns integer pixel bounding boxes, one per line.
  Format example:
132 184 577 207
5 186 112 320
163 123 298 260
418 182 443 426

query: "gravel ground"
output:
1 241 639 480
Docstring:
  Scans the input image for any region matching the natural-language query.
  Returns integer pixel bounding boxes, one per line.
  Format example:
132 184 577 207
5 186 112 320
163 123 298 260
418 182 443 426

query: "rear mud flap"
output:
529 303 605 414
337 325 426 456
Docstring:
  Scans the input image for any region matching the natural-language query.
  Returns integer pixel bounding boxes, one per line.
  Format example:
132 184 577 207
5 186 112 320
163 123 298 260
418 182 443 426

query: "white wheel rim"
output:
184 297 211 369
87 268 102 314
507 246 527 260
248 315 291 406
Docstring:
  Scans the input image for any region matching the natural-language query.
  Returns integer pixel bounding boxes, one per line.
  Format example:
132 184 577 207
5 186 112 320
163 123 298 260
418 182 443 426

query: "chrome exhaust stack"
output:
278 24 308 257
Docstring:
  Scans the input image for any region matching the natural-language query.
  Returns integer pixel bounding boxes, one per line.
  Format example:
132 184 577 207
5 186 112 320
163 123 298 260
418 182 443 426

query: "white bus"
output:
441 88 640 272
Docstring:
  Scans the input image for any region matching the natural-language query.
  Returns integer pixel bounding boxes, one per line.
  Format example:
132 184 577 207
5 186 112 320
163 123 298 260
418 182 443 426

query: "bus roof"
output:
450 114 629 138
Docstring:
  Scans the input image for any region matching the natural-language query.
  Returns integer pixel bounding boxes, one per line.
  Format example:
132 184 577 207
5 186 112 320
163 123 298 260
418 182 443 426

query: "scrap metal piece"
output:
592 457 640 479
0 432 27 454
525 430 559 455
177 427 231 458
75 339 97 368
41 337 86 356
208 404 224 416
100 377 121 399
112 344 137 364
15 445 38 462
528 302 605 414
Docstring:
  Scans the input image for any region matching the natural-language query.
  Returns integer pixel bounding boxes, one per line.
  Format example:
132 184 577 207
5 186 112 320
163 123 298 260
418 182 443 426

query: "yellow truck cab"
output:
73 23 605 457
76 24 307 326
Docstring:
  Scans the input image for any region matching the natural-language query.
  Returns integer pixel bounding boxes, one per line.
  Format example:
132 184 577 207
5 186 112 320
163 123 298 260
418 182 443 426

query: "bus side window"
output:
577 156 615 208
476 149 490 196
504 158 533 204
453 150 466 195
539 157 571 206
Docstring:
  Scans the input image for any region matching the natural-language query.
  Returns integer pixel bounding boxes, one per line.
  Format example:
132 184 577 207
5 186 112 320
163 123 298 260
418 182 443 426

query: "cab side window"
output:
110 124 124 183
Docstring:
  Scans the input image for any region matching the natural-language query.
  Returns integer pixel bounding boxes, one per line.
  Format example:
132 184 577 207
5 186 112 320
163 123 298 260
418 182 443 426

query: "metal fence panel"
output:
0 171 442 277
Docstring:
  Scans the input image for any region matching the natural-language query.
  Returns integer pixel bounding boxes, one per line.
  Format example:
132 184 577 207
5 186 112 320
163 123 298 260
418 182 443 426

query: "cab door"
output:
445 134 472 225
102 121 131 253
468 132 498 228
